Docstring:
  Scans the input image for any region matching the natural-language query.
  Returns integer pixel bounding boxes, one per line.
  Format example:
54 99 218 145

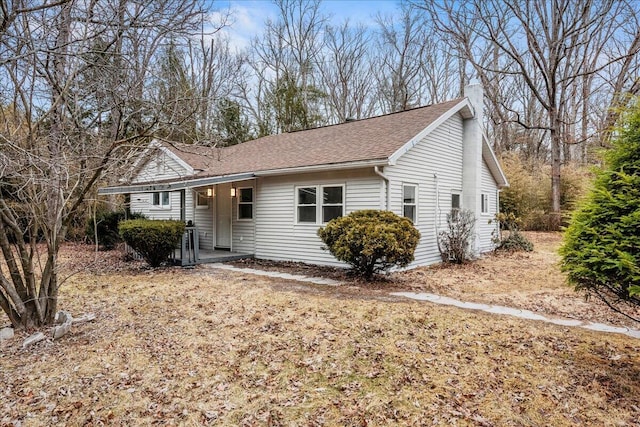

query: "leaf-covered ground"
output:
1 236 640 426
235 232 640 328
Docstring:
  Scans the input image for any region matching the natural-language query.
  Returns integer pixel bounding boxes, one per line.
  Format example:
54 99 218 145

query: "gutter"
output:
255 159 388 177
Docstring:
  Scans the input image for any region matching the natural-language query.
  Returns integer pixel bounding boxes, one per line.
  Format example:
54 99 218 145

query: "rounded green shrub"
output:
560 104 640 314
317 210 420 280
119 219 185 267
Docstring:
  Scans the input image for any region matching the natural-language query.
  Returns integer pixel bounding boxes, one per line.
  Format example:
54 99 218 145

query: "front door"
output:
216 183 232 249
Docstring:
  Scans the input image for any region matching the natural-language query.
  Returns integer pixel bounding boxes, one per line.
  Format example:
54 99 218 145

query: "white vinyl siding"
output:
132 151 191 183
255 170 381 266
232 181 256 254
479 159 500 252
193 188 214 251
385 113 465 267
130 191 182 221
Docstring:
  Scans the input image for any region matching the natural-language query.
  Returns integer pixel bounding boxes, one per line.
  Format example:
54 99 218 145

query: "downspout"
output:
374 166 390 210
434 173 443 254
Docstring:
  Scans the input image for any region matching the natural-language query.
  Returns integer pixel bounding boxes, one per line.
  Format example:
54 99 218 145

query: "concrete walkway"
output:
205 264 640 340
390 292 640 340
206 263 342 286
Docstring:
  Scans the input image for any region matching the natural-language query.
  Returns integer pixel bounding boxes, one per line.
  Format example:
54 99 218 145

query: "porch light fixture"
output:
230 187 237 198
207 188 213 197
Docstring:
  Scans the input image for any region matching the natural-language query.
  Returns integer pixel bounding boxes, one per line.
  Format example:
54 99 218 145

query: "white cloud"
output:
209 1 278 52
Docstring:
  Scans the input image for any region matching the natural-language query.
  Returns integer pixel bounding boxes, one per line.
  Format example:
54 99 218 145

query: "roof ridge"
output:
286 98 465 134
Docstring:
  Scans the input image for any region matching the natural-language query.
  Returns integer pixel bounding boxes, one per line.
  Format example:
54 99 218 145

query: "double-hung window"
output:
297 187 317 223
481 193 489 214
403 184 417 223
296 185 344 224
238 187 254 220
322 186 343 223
451 193 461 220
152 191 170 208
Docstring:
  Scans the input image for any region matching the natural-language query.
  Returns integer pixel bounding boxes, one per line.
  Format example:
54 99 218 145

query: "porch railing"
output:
179 225 199 266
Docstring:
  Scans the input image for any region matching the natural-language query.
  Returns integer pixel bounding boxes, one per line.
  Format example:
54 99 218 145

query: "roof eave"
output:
482 134 509 188
254 159 389 176
98 172 256 195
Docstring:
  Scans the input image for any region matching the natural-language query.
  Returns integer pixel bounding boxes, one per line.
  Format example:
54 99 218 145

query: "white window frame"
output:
295 184 345 224
195 191 210 209
296 186 318 224
451 192 461 221
321 184 345 224
402 183 418 224
237 187 254 221
152 191 171 209
481 193 489 214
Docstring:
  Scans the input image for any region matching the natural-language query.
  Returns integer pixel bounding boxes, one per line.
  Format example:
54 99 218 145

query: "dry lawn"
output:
397 232 640 329
1 237 640 426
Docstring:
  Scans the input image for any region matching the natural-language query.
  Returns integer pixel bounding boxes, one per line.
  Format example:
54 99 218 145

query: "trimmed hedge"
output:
317 210 420 280
119 219 185 267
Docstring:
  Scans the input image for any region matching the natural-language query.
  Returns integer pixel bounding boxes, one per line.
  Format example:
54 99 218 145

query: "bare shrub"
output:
439 209 475 264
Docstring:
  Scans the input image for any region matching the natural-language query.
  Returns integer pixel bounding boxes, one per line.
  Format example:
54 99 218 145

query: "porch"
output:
195 249 254 264
173 226 253 266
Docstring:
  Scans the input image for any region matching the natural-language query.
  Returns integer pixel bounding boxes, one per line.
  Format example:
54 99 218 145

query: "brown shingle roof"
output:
164 99 465 177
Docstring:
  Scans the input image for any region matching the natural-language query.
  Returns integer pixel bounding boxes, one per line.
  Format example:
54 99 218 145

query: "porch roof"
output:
97 172 255 195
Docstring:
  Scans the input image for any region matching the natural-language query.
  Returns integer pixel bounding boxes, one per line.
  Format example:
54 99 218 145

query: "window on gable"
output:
152 191 170 208
238 187 254 220
322 186 344 223
297 187 317 223
403 184 417 223
481 193 489 214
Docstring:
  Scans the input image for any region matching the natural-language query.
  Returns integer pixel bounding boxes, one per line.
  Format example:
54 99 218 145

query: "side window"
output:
322 186 344 223
451 193 461 220
403 184 417 223
297 187 317 223
238 187 254 220
481 193 489 214
152 191 170 208
196 191 210 208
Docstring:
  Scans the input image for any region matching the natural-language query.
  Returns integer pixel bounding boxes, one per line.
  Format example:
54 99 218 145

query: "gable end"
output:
388 99 474 165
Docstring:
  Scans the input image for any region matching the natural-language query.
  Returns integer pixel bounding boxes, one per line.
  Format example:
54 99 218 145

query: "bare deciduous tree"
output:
424 0 640 229
0 0 207 329
319 21 375 122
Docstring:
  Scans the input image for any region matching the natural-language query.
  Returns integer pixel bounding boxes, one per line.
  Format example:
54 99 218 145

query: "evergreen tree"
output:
215 98 252 146
268 71 326 133
560 103 640 320
156 40 198 143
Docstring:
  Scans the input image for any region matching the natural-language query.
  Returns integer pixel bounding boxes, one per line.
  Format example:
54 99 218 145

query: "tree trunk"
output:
549 124 562 231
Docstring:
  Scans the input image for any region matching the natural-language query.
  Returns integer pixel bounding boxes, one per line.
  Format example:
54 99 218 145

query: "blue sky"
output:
211 0 401 50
